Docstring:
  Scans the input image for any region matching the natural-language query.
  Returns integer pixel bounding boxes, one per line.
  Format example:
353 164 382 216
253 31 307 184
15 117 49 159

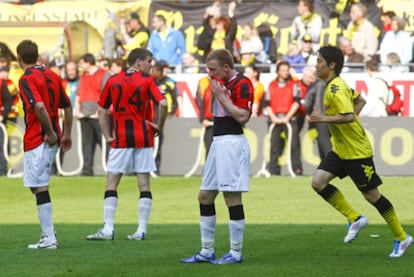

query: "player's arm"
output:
61 106 73 152
310 108 354 124
34 102 57 146
98 106 114 144
353 94 366 115
148 99 168 137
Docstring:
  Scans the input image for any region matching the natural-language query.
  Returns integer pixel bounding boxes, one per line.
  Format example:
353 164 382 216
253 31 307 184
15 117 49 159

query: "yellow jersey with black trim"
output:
324 76 373 159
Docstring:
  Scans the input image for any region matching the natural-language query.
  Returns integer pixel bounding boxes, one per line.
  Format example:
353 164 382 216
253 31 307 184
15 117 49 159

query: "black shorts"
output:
318 151 382 192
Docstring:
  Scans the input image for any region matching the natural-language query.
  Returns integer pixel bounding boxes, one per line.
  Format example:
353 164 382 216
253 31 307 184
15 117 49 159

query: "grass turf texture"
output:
0 176 413 276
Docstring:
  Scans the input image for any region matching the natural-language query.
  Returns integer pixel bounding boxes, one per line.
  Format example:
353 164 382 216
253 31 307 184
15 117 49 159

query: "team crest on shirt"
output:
240 83 250 98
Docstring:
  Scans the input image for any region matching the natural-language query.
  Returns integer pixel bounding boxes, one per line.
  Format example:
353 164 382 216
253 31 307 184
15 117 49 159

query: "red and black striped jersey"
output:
213 73 254 136
19 65 71 151
98 69 165 148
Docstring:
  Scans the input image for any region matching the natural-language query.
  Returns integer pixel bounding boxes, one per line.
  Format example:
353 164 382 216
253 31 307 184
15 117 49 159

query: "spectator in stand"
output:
195 74 214 158
56 60 80 175
197 1 238 63
243 64 265 117
239 47 256 67
290 0 323 53
120 12 150 56
257 23 277 65
0 65 12 176
62 61 79 108
0 57 20 124
297 66 316 131
338 36 364 72
240 23 266 64
380 10 396 42
381 52 406 73
300 34 318 66
346 3 378 62
98 57 110 72
304 73 331 159
109 58 127 75
75 53 111 176
182 52 204 74
359 58 388 117
264 60 302 176
48 59 64 79
282 42 306 74
147 14 186 67
379 16 412 73
151 60 178 175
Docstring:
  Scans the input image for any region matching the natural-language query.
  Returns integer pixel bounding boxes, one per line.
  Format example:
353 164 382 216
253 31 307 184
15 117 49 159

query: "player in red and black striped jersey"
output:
86 48 167 241
181 49 254 265
17 40 73 249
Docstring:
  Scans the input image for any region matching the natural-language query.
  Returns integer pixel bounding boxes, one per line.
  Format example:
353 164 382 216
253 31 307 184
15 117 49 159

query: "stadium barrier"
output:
3 117 414 177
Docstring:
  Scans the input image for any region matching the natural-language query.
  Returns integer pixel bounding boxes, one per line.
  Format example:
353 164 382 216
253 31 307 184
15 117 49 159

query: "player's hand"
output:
105 136 115 145
61 135 72 152
209 78 226 99
75 110 84 119
146 120 160 137
310 108 323 122
44 131 57 146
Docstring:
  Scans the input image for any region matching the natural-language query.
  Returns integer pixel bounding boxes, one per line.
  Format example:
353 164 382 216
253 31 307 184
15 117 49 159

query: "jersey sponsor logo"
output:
330 84 339 96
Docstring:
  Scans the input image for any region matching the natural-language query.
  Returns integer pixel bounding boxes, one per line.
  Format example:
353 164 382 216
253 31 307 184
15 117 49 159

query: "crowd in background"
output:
0 0 412 176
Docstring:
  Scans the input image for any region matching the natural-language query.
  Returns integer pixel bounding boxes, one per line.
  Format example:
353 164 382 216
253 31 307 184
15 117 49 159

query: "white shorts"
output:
23 143 57 187
201 135 250 192
107 148 156 174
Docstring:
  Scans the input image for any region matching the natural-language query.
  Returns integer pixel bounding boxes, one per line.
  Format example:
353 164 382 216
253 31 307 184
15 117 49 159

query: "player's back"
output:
108 70 156 120
38 66 70 116
100 69 164 148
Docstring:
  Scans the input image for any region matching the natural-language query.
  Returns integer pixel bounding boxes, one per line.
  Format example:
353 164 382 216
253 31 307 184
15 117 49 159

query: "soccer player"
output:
181 49 254 265
86 48 167 241
17 40 73 249
310 45 412 258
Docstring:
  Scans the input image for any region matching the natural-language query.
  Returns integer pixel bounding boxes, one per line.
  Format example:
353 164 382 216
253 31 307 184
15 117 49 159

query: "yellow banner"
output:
0 0 151 36
378 0 414 32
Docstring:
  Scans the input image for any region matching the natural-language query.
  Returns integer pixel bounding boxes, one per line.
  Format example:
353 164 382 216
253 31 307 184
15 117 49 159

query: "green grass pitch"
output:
0 176 413 276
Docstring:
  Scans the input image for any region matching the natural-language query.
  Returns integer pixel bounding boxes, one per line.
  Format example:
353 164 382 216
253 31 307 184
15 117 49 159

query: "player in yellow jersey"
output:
310 45 412 258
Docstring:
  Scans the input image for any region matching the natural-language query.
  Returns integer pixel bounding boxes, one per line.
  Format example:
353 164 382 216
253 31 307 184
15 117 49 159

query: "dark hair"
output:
382 10 396 18
317 46 344 76
16 40 38 64
248 64 261 80
79 53 96 65
206 49 234 69
276 60 290 72
127 48 153 67
300 0 314 13
365 58 379 72
153 60 169 72
154 14 166 24
109 58 127 71
215 16 232 32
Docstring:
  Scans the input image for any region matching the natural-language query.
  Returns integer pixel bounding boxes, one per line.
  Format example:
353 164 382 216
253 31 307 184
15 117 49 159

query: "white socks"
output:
200 215 216 257
103 196 118 233
229 219 245 260
137 197 152 234
37 202 54 238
